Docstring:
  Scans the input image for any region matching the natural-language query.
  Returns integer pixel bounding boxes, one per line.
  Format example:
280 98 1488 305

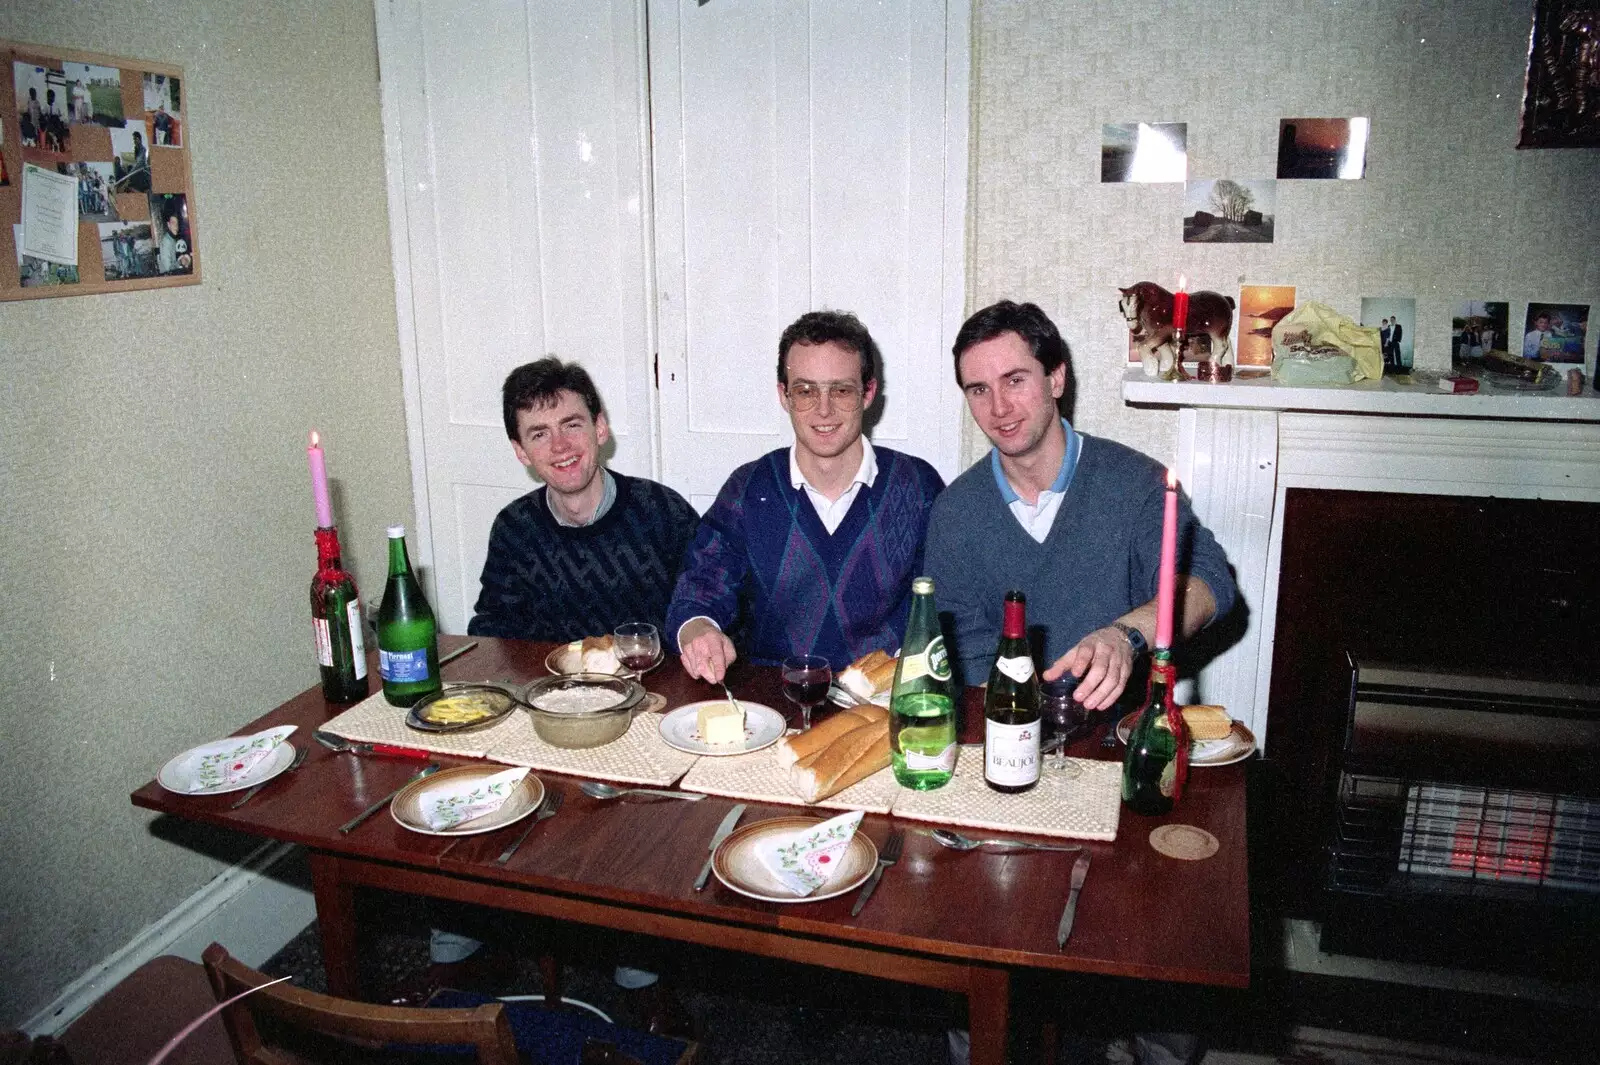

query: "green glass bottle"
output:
1120 650 1189 815
984 590 1040 794
311 525 369 702
889 577 957 789
376 525 441 707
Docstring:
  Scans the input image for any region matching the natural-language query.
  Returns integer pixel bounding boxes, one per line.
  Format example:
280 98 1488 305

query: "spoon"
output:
930 828 1082 853
579 781 706 802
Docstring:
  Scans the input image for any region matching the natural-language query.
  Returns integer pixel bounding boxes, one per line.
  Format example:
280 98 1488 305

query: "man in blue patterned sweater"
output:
668 311 945 683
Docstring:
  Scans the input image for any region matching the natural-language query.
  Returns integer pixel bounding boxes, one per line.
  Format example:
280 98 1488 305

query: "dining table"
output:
131 635 1249 1065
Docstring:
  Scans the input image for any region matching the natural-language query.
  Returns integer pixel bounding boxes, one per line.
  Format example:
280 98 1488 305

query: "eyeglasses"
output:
785 381 864 411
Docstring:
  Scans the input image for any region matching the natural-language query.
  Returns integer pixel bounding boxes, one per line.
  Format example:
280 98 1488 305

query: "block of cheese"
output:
696 700 745 746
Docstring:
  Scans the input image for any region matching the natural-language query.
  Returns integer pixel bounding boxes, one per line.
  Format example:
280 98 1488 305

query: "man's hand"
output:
678 618 737 683
1043 626 1136 711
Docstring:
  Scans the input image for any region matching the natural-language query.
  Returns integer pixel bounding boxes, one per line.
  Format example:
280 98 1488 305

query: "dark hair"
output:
501 356 604 440
951 300 1070 385
776 310 879 387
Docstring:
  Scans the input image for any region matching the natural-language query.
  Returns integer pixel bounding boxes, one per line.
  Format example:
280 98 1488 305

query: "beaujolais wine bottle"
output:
376 525 441 707
889 577 957 789
311 526 369 702
984 590 1041 793
1120 650 1189 815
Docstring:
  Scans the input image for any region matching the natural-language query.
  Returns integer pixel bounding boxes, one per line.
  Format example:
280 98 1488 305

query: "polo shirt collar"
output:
991 419 1079 503
790 436 878 494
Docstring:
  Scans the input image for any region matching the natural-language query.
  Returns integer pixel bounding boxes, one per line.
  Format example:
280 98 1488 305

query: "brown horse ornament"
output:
1118 282 1236 378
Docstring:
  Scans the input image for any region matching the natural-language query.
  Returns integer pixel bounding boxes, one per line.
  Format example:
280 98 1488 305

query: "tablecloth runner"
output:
889 746 1122 842
678 741 898 814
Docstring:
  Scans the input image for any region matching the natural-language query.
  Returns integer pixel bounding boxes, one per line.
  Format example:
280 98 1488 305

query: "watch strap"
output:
1111 621 1148 657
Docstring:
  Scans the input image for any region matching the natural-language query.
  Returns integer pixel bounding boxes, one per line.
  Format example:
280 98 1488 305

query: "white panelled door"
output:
650 0 969 510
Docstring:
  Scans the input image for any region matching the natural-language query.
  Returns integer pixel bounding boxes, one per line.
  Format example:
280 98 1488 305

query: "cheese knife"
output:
1057 851 1091 948
694 803 746 891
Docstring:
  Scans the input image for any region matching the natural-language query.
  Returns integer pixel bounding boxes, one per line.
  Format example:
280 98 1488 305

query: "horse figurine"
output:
1118 282 1236 380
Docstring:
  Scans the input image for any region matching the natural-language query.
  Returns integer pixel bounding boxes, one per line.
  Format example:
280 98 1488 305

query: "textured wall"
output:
965 0 1600 466
0 1 410 1025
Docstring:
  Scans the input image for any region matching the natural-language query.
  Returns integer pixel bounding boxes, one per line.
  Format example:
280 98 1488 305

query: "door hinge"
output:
653 352 659 390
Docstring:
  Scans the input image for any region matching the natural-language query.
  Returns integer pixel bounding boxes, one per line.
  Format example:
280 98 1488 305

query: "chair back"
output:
200 943 518 1065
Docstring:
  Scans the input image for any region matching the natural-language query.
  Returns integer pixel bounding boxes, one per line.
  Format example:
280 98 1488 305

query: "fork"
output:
230 745 309 809
850 828 903 917
494 790 564 865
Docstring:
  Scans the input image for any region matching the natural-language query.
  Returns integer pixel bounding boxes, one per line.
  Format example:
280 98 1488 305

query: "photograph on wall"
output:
61 61 124 126
108 123 151 194
1184 179 1276 243
60 162 120 223
1276 117 1369 179
142 71 181 146
14 224 79 287
1452 301 1509 366
1361 297 1416 374
149 192 193 275
1101 122 1187 183
1522 302 1590 362
1238 285 1297 366
14 60 71 155
98 219 156 281
1518 0 1600 148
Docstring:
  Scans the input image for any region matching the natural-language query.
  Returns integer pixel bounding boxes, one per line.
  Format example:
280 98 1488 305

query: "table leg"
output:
967 966 1011 1065
309 853 361 998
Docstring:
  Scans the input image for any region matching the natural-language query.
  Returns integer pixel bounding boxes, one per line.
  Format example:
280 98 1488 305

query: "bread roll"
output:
773 704 886 768
789 719 890 803
1156 704 1232 741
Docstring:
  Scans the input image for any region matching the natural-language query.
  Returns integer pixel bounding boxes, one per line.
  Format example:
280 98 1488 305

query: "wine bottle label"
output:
313 618 333 667
380 648 431 683
985 719 1040 786
898 636 952 684
903 741 957 772
995 654 1034 683
347 600 367 679
1160 759 1178 797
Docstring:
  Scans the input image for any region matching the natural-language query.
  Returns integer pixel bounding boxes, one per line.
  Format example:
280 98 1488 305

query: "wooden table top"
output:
131 636 1249 988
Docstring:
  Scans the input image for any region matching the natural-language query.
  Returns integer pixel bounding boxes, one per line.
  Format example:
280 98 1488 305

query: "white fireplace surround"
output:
1124 372 1600 750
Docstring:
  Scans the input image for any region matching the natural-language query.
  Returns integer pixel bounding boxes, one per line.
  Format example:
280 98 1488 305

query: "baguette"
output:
838 649 897 702
773 704 886 768
789 719 891 803
1155 704 1232 741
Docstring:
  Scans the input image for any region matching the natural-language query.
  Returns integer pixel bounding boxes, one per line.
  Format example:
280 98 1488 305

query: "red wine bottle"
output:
311 526 369 702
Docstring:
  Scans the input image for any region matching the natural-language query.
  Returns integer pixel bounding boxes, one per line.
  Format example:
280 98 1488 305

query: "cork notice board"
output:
0 40 198 301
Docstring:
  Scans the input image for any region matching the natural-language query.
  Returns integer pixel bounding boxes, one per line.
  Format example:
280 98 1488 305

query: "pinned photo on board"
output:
108 123 151 194
149 193 194 275
1452 301 1509 365
1101 122 1187 183
142 72 182 146
60 162 121 223
1277 118 1369 179
99 219 157 281
14 224 80 288
14 61 72 155
1238 285 1296 366
1184 179 1276 243
1522 303 1590 362
61 62 125 126
1361 298 1416 374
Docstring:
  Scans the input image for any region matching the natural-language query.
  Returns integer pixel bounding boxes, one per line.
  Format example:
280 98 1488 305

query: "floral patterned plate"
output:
157 728 298 796
389 764 544 836
712 815 877 903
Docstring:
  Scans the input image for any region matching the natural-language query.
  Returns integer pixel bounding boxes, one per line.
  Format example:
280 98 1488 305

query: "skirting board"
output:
23 841 314 1036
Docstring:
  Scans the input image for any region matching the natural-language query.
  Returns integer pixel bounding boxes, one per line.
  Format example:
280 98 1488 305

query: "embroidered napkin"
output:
180 726 296 792
753 810 864 896
414 766 531 830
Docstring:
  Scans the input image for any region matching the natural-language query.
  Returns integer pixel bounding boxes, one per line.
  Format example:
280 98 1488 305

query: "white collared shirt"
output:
992 420 1081 543
790 437 878 535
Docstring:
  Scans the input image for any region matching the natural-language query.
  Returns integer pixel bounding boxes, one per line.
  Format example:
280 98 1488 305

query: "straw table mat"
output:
320 690 697 786
679 738 898 814
890 747 1123 842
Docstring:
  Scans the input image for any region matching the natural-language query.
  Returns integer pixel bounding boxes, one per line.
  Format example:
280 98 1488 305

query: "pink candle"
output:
307 430 334 528
1154 468 1179 650
1172 275 1189 333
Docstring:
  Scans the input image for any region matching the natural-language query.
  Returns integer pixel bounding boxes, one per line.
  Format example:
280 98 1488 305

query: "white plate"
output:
1115 712 1257 767
389 764 545 836
712 816 878 903
158 740 297 796
658 701 787 756
544 645 625 677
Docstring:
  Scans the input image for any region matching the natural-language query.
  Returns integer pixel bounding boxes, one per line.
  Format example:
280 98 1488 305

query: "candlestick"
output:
1154 468 1179 650
1171 275 1189 333
308 430 334 528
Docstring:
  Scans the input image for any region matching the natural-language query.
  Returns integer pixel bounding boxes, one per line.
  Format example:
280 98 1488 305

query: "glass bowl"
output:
518 673 644 749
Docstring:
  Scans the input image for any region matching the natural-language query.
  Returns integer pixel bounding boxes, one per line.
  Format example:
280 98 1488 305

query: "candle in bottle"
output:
1153 468 1179 650
307 430 334 528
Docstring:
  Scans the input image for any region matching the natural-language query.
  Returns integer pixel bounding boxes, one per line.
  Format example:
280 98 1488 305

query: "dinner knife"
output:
439 640 480 667
693 803 747 891
1057 851 1091 948
338 764 439 834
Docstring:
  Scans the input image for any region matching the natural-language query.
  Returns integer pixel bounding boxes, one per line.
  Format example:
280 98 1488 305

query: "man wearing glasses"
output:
668 311 945 682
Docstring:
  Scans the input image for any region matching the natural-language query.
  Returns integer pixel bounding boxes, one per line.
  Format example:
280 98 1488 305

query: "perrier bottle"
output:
1121 650 1188 815
376 525 441 707
889 577 957 789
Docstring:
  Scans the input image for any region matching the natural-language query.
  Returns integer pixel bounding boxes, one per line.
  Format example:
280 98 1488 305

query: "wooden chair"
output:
200 943 518 1065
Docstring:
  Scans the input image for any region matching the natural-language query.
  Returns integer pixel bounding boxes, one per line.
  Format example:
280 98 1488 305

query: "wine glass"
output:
781 655 832 731
1039 678 1086 779
612 622 663 680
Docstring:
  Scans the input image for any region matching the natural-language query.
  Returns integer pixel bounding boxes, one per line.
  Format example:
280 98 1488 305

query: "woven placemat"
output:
888 746 1123 841
488 712 698 786
678 740 897 814
320 690 518 759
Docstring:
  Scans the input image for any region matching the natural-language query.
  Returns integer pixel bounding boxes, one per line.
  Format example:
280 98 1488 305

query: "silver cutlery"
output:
229 745 309 809
495 789 564 865
721 684 742 713
694 803 747 891
579 781 707 802
439 640 480 666
313 730 432 760
850 828 903 917
1057 851 1091 948
930 828 1082 854
338 764 439 834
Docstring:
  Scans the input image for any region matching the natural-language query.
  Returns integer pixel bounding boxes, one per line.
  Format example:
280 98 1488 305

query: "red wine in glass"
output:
781 655 831 730
613 622 662 679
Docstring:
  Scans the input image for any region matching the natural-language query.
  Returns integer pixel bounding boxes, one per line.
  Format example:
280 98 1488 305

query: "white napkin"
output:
754 810 864 896
414 767 531 830
180 726 296 793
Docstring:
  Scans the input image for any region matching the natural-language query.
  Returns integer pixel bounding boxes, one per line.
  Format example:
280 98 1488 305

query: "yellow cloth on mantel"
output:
1271 301 1384 383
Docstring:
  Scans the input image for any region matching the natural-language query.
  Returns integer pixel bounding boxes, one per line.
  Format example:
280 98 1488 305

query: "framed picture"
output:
1517 0 1600 148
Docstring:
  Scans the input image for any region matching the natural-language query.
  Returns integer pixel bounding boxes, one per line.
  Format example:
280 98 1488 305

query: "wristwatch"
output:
1110 621 1148 658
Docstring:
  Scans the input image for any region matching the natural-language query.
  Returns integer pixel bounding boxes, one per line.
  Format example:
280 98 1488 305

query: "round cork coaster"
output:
1149 824 1219 861
640 692 669 715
